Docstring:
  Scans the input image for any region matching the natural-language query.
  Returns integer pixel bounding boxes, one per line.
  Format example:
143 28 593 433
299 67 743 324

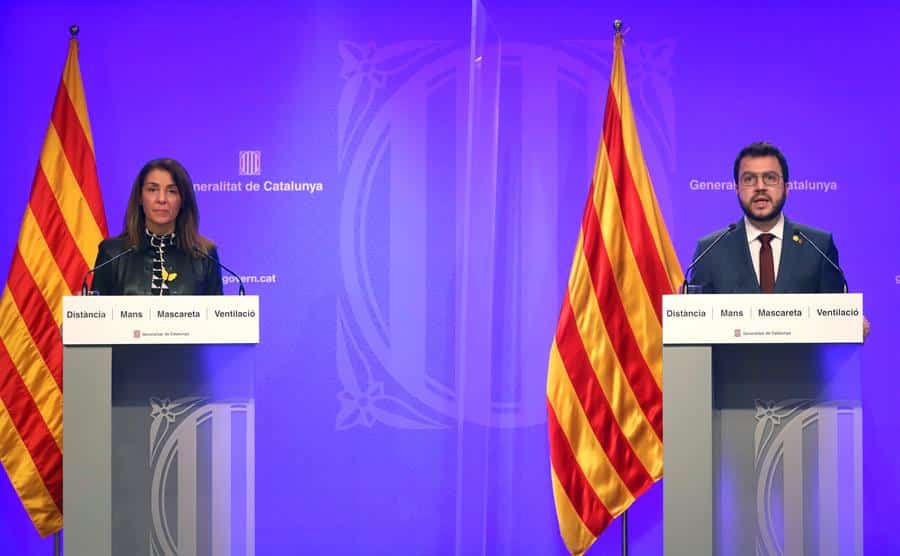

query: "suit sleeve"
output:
818 234 846 293
90 242 115 295
204 246 225 295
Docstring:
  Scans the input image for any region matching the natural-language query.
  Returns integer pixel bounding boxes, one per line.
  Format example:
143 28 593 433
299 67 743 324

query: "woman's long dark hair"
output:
122 158 213 255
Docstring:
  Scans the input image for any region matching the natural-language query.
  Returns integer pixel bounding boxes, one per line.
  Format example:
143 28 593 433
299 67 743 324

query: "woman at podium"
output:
90 158 224 295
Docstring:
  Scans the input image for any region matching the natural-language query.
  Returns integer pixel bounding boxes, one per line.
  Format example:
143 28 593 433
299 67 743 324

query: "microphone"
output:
193 246 245 295
793 229 848 293
681 223 737 294
81 246 136 295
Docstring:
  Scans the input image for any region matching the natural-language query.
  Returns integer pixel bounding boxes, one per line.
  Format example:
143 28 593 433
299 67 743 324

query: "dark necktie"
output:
758 233 775 293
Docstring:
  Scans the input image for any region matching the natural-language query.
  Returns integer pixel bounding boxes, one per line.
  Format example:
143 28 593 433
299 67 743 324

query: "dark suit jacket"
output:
91 234 224 295
689 217 845 293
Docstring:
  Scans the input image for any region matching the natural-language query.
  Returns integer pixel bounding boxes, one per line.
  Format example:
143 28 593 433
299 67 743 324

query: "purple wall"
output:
1 1 898 553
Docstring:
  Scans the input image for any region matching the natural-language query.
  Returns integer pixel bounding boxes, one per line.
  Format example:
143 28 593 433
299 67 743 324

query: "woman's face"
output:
141 168 182 234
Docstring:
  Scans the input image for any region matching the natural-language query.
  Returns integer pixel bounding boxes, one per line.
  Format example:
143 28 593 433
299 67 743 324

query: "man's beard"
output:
740 194 786 224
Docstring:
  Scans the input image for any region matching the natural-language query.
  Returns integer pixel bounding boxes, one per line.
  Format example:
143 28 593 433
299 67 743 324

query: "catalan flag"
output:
547 32 683 554
0 33 108 536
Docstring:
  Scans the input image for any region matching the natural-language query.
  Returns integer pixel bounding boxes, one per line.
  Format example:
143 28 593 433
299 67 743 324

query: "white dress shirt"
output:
744 214 785 285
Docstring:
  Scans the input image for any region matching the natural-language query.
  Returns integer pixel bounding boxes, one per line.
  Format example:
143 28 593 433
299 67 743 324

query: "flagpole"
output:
614 15 629 556
55 23 79 556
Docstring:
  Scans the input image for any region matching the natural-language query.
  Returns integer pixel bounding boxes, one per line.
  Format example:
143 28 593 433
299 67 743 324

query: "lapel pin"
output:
793 234 803 245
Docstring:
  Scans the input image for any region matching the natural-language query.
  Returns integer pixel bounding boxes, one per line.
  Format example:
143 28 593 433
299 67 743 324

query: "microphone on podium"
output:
681 223 737 294
81 246 136 295
793 229 848 293
193 246 246 295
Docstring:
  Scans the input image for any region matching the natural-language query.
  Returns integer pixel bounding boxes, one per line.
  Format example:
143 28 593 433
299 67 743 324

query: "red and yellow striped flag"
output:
0 35 108 536
547 32 683 555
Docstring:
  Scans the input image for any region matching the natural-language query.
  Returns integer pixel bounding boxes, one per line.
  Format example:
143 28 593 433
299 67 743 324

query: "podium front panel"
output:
64 343 256 556
663 343 863 556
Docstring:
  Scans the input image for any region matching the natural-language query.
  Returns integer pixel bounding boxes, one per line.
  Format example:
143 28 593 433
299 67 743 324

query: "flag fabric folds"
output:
547 33 683 555
0 36 108 536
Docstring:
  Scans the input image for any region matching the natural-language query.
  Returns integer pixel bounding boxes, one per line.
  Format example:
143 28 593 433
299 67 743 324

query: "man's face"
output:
737 155 786 224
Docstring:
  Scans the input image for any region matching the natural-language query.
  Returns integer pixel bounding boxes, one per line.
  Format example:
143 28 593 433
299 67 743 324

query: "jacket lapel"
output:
775 217 796 293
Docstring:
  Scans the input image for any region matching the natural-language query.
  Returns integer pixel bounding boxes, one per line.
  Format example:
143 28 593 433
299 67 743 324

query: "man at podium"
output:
688 142 845 294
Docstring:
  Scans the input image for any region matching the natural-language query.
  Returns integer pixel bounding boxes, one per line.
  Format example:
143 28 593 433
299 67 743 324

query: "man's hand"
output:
863 315 871 342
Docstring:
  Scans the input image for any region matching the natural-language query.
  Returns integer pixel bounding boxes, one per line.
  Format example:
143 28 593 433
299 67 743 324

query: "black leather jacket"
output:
91 234 224 295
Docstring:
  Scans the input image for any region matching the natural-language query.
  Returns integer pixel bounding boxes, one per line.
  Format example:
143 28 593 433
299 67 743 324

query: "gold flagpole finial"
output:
69 25 79 38
613 20 623 34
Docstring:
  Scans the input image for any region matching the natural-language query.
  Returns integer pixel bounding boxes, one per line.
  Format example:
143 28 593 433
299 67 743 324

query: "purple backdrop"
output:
1 1 898 554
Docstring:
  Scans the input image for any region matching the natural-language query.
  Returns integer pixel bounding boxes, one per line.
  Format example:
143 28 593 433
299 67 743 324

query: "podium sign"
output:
662 292 863 344
62 295 260 345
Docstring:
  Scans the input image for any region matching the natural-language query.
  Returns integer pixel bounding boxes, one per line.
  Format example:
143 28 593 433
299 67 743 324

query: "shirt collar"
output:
744 213 784 243
142 227 177 250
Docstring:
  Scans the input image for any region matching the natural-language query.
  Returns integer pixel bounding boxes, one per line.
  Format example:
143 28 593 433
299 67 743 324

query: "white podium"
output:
62 296 259 556
662 293 864 556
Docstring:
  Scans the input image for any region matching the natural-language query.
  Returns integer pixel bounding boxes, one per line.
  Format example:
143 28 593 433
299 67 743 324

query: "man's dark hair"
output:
733 142 789 184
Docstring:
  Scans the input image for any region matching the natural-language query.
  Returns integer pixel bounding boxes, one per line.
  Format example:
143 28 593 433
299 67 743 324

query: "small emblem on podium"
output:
133 330 141 338
734 329 742 337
